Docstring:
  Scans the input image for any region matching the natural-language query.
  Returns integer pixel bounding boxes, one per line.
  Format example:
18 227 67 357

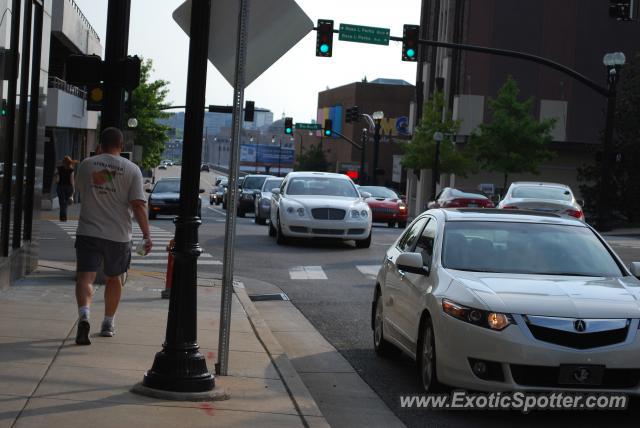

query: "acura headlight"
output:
442 299 513 331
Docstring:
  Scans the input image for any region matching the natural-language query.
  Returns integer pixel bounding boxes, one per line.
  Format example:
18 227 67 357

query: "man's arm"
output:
131 199 153 254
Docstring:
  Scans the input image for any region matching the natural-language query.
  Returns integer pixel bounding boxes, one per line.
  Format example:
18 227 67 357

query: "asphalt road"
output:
40 165 640 428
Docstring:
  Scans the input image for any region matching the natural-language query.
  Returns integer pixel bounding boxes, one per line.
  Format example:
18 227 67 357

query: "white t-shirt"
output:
75 153 146 243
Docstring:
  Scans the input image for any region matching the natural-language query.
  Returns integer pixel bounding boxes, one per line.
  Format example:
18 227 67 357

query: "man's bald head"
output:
100 127 124 152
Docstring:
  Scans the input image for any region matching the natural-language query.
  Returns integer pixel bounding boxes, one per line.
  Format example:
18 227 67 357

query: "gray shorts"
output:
75 235 132 277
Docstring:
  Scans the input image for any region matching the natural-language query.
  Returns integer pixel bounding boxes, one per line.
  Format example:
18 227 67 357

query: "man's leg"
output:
104 275 122 317
75 236 102 345
100 240 131 337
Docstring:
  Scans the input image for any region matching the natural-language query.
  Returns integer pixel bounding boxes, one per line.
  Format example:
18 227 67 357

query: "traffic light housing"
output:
284 117 293 135
345 106 360 123
244 100 255 122
0 99 6 116
316 19 334 57
323 119 332 137
402 24 419 62
609 1 633 20
86 83 104 111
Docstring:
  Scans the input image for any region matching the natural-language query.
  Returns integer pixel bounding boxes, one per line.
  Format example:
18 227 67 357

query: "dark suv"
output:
234 175 273 217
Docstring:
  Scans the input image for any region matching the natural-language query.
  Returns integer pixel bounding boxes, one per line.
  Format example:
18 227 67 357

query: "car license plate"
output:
558 364 605 386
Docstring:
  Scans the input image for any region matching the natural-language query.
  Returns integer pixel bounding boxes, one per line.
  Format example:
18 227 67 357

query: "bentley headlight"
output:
296 207 305 217
360 210 368 218
350 209 360 218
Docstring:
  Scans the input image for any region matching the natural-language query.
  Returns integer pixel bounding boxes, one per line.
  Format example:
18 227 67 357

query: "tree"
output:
402 90 471 175
296 144 329 171
467 76 556 191
126 58 171 170
578 52 640 222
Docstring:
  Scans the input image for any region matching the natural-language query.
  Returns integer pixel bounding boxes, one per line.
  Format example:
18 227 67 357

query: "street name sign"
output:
173 0 313 87
295 123 322 130
339 24 390 46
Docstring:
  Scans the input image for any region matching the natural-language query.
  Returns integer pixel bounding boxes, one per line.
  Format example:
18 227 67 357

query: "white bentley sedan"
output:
269 172 372 248
372 208 640 393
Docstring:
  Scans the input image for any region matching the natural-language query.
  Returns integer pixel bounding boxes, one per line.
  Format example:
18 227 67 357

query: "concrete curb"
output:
233 284 330 428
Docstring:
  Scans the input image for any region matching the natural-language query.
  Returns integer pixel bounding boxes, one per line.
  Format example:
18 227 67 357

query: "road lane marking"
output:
207 206 227 216
356 265 380 280
289 266 328 280
131 259 222 265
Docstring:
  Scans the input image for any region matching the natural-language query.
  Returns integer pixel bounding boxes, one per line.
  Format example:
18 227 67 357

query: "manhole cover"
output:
248 293 290 302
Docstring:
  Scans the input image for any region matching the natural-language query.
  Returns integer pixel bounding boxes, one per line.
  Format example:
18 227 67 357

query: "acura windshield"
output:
287 177 359 197
442 221 623 277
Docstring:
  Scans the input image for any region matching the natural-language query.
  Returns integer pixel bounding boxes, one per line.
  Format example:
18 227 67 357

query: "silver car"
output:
254 176 283 225
498 182 584 221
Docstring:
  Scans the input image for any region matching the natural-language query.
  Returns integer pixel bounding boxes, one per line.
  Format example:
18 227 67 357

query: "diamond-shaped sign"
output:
173 0 313 88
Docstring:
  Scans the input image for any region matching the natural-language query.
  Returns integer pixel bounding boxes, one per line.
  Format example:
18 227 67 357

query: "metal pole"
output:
597 81 617 231
102 0 131 130
360 128 368 185
0 0 22 257
431 139 441 200
217 0 250 377
278 138 282 176
12 0 33 248
371 120 381 185
142 0 214 392
415 0 429 122
24 1 45 241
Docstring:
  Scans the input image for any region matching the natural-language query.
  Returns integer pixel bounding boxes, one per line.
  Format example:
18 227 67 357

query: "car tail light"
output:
501 205 518 209
484 200 495 208
445 200 461 207
565 208 584 220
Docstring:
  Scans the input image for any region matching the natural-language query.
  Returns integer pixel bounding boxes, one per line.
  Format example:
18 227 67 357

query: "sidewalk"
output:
0 261 328 428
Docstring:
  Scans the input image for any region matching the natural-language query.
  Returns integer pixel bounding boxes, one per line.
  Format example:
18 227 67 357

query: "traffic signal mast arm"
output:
386 35 609 97
331 129 363 151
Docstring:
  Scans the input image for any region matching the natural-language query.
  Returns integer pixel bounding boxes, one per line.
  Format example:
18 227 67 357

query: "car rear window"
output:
442 221 622 277
153 180 180 193
512 186 572 201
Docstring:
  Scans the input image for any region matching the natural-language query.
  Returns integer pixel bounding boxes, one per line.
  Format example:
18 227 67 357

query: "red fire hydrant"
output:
161 239 176 299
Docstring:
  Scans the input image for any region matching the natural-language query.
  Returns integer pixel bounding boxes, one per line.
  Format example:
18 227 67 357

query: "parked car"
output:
147 177 203 219
269 172 372 248
428 188 494 209
497 182 584 221
210 177 228 205
222 176 245 210
372 208 640 392
200 164 210 172
358 186 408 228
233 175 273 217
254 177 284 225
158 164 167 170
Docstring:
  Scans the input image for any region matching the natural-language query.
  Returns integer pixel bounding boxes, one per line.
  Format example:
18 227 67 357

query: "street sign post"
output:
339 23 390 46
295 123 321 130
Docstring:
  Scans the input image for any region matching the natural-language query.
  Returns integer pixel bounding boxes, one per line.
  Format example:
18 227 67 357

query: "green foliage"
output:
126 58 171 170
578 52 640 222
402 90 472 175
296 144 329 172
467 76 556 191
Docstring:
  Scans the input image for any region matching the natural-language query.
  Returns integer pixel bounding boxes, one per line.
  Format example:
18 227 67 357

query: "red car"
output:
359 186 408 228
428 187 494 209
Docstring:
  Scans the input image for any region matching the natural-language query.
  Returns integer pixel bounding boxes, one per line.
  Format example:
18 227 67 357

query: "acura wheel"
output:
373 296 396 357
418 318 441 392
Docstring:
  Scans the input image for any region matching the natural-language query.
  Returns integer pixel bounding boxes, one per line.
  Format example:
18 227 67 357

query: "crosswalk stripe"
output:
131 259 222 265
289 266 327 280
356 265 380 280
132 253 214 258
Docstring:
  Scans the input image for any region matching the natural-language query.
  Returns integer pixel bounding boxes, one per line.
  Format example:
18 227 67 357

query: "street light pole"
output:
597 52 625 231
141 0 214 393
360 128 368 185
431 131 443 200
371 111 384 186
278 138 282 176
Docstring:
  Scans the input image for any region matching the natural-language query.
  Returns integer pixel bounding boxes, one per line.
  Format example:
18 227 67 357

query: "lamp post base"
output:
142 348 214 392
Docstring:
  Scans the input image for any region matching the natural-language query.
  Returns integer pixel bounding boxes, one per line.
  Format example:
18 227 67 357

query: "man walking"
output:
74 127 153 345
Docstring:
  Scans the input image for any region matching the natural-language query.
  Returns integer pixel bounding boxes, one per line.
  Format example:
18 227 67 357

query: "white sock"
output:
78 306 90 321
103 315 114 325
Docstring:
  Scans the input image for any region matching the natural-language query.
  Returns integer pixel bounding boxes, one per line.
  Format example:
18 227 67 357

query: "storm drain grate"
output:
248 293 290 302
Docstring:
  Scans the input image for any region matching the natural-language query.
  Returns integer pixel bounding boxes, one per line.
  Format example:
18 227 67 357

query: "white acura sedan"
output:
269 172 372 248
372 208 640 393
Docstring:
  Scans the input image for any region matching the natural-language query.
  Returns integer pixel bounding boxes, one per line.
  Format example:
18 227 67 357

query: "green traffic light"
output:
320 44 329 54
407 48 415 58
286 127 292 134
324 130 331 136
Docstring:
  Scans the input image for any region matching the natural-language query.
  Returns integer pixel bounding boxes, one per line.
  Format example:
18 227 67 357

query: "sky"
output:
73 0 421 123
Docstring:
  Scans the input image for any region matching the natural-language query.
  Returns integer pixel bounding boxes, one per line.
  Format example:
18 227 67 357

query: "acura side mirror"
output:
630 262 640 279
396 252 429 276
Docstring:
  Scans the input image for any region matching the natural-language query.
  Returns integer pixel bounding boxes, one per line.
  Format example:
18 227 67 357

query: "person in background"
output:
54 155 77 222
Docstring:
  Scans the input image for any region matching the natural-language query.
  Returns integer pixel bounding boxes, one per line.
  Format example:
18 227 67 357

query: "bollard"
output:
161 238 176 299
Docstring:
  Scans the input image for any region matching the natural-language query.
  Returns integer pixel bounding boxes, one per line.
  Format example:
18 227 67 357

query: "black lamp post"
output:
597 52 625 231
141 0 214 393
431 131 443 200
371 111 384 186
